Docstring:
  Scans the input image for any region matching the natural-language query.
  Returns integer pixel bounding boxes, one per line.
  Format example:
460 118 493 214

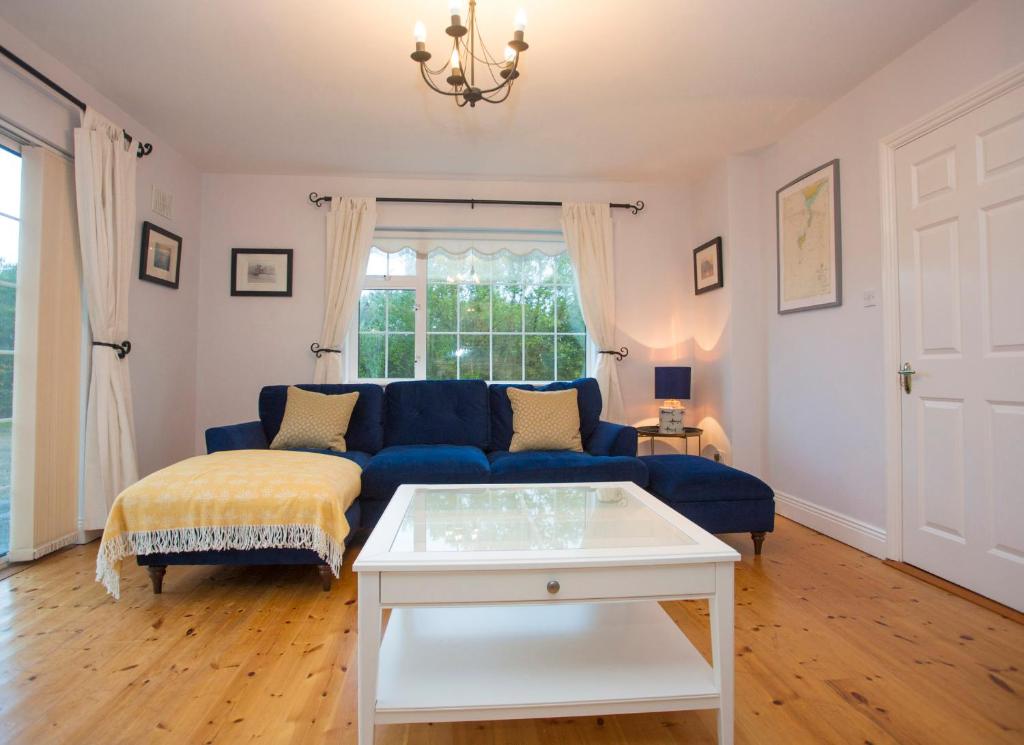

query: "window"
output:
353 240 587 383
0 142 20 559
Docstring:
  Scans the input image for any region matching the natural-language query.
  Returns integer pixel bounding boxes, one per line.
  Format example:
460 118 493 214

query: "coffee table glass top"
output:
390 484 696 553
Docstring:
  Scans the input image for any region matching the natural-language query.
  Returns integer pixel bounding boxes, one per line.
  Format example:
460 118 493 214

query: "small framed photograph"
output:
139 221 182 289
693 236 723 295
231 249 293 297
776 159 842 313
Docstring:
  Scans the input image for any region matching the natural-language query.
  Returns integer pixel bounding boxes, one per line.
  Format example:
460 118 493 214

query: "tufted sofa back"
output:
384 379 490 448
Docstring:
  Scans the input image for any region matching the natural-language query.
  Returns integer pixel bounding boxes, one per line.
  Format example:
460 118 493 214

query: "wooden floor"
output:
0 517 1020 745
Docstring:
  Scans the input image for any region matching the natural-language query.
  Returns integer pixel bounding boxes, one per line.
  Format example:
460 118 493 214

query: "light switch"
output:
862 288 878 307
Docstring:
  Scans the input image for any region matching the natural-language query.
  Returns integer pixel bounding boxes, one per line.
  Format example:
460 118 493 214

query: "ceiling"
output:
0 0 970 180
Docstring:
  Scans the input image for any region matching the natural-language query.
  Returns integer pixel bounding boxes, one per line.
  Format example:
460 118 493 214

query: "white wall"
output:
689 0 1024 550
684 154 768 472
196 174 694 449
0 18 203 478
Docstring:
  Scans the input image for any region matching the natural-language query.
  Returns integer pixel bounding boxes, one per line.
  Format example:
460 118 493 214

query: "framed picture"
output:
231 248 293 297
776 159 842 313
139 221 182 289
693 236 723 295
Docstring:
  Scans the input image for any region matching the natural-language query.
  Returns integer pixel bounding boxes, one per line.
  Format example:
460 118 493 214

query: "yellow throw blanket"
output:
96 450 362 598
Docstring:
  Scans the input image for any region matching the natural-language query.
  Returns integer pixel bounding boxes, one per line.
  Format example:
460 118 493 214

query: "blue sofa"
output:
137 378 643 591
138 378 774 593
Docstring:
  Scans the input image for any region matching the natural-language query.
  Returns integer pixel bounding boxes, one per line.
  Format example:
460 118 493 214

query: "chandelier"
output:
410 0 529 108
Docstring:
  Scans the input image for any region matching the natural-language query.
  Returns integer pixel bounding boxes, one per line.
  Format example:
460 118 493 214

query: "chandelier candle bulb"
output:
514 8 528 31
414 21 427 43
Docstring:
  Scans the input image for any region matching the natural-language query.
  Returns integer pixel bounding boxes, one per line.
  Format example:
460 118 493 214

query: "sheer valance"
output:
372 236 565 257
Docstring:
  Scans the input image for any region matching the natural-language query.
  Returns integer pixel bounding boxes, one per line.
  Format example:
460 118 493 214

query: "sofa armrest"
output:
585 420 639 457
205 421 268 454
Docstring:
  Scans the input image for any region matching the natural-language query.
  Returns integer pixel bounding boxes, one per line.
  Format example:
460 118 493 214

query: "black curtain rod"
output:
309 192 645 215
0 45 153 159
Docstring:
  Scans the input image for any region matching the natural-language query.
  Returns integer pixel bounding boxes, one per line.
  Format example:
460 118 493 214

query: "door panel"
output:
896 85 1024 611
914 219 961 356
981 197 1024 353
916 397 966 541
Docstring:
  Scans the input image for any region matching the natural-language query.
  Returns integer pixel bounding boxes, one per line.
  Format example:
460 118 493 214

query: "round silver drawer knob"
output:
547 580 560 594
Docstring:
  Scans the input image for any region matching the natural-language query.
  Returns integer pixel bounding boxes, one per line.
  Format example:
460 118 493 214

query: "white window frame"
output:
0 137 21 429
346 237 590 385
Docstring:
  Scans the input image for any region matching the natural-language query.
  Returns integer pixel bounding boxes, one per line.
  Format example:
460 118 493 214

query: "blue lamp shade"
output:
654 366 692 400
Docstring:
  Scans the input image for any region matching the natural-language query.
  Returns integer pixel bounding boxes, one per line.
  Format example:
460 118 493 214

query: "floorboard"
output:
0 517 1019 744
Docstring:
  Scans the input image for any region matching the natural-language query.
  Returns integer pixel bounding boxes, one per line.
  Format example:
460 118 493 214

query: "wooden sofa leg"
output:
318 565 333 592
751 531 766 556
147 565 166 594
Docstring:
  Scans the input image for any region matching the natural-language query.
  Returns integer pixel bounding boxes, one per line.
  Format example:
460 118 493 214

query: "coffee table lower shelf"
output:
374 601 720 725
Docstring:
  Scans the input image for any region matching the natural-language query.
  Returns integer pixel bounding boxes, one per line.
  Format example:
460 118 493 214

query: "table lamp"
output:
655 366 691 434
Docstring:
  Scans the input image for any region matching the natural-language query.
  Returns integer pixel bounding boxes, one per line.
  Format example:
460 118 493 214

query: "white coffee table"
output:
353 482 740 745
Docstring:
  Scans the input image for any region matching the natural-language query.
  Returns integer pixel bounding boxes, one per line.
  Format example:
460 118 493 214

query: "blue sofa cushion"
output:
642 455 774 503
385 380 490 448
288 448 372 469
361 445 491 502
488 450 648 487
259 384 385 454
489 378 602 452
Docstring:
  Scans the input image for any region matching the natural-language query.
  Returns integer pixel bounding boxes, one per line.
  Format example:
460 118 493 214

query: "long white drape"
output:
561 202 624 422
74 109 139 529
313 196 376 383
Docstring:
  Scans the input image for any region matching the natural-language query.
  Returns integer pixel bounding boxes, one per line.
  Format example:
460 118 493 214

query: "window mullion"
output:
415 256 427 379
488 280 494 381
520 284 526 382
553 277 559 380
383 293 390 379
455 283 461 379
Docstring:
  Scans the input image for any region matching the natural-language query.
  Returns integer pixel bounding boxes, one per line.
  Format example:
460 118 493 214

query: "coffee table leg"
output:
358 571 381 745
710 561 734 745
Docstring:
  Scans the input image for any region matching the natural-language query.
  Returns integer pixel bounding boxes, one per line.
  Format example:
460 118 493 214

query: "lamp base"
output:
658 403 686 434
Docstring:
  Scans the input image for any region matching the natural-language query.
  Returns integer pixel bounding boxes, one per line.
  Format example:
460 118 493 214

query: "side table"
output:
636 425 704 456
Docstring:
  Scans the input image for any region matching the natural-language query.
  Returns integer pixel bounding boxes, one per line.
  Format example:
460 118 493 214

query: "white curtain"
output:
313 196 376 383
74 109 139 529
561 202 624 422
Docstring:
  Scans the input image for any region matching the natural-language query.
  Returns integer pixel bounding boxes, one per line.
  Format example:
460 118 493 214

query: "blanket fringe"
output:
96 524 345 599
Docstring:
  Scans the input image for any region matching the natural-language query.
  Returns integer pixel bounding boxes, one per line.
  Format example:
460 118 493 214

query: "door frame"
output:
878 63 1024 561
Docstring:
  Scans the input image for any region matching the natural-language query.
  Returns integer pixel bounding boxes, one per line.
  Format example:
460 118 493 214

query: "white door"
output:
895 84 1024 611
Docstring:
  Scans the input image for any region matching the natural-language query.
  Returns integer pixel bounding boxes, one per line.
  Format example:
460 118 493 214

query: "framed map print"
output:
776 159 842 313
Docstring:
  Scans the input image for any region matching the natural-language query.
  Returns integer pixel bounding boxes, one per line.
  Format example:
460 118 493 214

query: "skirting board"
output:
774 491 886 558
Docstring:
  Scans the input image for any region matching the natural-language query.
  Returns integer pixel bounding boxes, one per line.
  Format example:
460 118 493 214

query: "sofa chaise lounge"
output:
137 378 774 592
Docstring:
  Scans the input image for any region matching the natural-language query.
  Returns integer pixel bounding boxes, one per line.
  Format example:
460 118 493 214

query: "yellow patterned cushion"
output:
269 387 359 452
507 387 583 453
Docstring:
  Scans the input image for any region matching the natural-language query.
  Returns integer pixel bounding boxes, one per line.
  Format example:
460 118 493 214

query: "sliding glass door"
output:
0 142 21 559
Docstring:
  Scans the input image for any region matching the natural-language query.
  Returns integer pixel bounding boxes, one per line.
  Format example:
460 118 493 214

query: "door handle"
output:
898 362 916 394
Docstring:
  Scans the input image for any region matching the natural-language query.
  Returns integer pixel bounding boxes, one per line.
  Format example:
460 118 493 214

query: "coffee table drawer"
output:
379 564 715 605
